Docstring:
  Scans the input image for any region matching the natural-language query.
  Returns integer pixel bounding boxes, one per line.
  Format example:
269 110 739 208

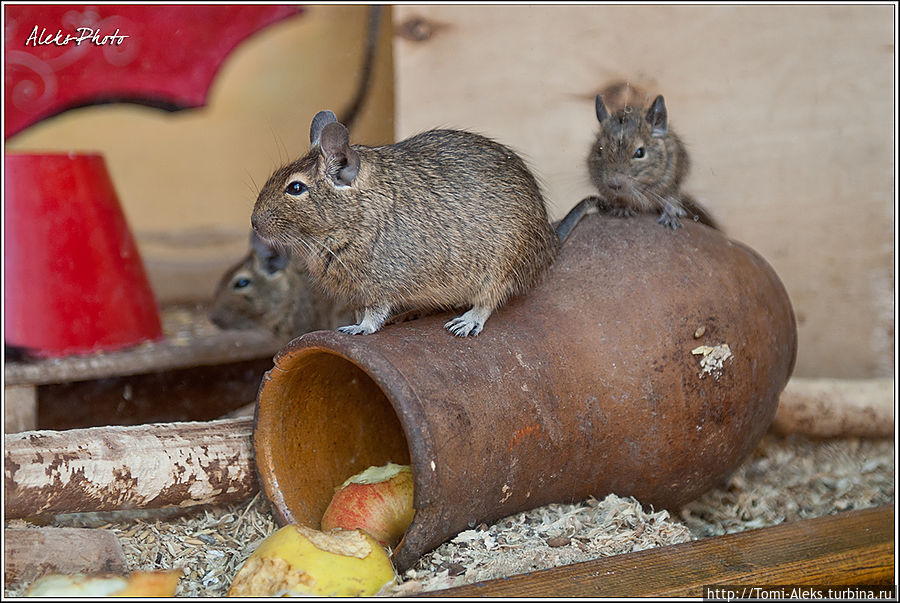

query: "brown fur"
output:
251 111 559 337
209 233 351 341
557 94 718 242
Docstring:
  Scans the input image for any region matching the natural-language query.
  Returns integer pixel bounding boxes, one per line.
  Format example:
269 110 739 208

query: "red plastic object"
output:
4 152 163 357
4 5 304 138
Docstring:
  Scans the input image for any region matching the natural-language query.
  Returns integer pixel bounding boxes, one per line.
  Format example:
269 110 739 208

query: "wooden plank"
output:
421 506 895 597
4 304 282 387
4 418 257 519
4 527 127 584
4 328 281 388
773 378 895 438
35 358 270 431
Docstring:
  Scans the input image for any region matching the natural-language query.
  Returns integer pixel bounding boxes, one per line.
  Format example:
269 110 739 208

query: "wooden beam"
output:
4 330 280 388
35 358 270 431
421 506 895 597
4 304 282 388
4 418 257 519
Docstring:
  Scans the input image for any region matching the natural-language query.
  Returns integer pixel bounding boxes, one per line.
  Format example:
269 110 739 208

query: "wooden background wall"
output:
393 4 895 379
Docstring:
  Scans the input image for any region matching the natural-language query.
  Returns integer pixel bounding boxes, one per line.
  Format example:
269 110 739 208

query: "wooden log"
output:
4 418 257 519
4 527 127 584
4 378 893 520
773 378 894 438
421 505 895 597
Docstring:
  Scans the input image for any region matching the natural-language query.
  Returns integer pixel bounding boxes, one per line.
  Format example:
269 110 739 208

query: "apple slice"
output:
226 524 396 597
25 570 180 597
321 463 415 548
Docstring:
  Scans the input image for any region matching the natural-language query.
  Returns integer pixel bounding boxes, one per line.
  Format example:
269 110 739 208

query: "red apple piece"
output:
321 463 415 548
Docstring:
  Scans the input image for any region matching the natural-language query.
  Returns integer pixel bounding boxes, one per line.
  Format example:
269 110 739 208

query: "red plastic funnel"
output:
4 152 163 357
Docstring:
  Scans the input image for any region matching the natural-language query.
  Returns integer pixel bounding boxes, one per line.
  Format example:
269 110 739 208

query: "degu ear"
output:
250 231 289 274
646 95 668 137
595 94 611 123
309 110 338 147
319 121 360 187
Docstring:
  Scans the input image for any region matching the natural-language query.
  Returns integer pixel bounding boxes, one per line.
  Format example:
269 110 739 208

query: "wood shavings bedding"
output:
3 434 893 597
680 433 895 537
384 494 692 596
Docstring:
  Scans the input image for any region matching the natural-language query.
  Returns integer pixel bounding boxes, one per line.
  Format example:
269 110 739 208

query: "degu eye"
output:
633 147 646 159
233 277 251 289
284 181 307 195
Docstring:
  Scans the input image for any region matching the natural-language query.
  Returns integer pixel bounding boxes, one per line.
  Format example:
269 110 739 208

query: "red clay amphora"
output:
253 212 797 570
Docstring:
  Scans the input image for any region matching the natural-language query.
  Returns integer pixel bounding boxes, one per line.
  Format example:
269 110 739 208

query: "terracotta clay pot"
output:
253 212 797 570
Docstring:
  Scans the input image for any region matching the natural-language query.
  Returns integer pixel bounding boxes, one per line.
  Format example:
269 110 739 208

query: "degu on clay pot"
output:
252 212 797 572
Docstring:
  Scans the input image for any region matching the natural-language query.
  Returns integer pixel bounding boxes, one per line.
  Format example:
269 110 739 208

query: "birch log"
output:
4 379 892 520
4 418 256 520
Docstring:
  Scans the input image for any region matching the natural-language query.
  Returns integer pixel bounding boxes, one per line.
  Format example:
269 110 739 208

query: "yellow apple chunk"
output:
226 524 396 597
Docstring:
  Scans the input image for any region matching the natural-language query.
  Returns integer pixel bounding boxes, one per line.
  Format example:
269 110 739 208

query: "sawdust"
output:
3 434 894 597
680 433 895 537
5 493 276 597
382 494 692 595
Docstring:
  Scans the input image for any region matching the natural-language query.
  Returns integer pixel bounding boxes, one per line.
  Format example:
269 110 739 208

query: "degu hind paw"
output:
338 307 389 335
444 315 484 337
